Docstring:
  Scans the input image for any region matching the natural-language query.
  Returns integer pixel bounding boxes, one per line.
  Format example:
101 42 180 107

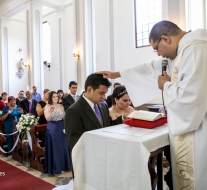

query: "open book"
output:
127 110 165 121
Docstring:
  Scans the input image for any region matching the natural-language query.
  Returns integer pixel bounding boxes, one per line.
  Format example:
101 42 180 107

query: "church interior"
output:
0 0 205 189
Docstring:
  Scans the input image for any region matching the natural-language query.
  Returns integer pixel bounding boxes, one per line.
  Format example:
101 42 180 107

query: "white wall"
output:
43 12 61 92
62 5 75 93
113 0 162 84
110 0 185 103
8 20 27 97
92 0 111 72
43 4 75 94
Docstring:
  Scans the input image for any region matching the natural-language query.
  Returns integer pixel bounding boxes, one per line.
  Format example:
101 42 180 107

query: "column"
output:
73 0 86 92
73 0 111 92
0 17 10 94
56 7 65 90
25 0 44 93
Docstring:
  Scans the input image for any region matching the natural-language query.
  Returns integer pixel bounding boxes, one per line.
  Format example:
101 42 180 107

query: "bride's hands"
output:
50 106 55 113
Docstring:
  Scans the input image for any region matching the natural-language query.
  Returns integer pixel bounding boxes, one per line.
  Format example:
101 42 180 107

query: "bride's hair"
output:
112 85 127 105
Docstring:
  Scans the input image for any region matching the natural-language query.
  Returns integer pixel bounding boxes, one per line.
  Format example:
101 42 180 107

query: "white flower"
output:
17 114 37 134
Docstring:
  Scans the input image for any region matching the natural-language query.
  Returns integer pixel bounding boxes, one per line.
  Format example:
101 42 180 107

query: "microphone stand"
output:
161 90 167 115
161 60 168 116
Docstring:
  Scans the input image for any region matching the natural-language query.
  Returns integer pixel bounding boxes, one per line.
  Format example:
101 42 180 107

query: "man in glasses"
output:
97 20 207 189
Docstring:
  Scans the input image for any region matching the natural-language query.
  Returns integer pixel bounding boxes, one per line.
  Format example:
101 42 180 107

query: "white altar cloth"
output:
72 124 169 190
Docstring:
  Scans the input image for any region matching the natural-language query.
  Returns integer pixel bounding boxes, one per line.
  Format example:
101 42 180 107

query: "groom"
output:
64 74 112 177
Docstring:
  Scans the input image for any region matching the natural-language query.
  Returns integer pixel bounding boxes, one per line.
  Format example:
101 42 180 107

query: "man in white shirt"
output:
62 81 79 111
97 20 207 189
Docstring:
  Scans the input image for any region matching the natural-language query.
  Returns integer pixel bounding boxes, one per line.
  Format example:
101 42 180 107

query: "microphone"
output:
162 60 168 76
161 59 168 115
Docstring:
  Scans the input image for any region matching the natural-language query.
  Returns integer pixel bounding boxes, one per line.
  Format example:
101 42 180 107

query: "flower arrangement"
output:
16 114 38 135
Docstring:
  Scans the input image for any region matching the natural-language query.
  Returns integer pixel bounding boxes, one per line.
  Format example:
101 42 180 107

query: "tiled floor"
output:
0 154 73 187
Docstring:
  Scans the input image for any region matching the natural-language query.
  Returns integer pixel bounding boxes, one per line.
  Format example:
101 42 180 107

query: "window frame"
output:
134 0 163 48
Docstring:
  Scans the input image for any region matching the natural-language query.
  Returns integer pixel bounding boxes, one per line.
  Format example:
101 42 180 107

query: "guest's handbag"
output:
124 117 167 129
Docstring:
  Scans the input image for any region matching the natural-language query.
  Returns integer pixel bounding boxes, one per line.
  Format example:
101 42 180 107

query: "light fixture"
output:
73 50 80 60
44 61 51 70
19 48 22 52
23 62 30 69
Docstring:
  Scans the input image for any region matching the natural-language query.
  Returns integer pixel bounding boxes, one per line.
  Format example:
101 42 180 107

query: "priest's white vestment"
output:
120 29 207 190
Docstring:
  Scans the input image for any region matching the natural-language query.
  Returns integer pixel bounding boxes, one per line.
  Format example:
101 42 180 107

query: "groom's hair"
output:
85 74 112 91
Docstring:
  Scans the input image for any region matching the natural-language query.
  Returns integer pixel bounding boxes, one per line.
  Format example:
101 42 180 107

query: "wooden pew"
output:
0 120 8 157
30 124 46 172
12 121 24 163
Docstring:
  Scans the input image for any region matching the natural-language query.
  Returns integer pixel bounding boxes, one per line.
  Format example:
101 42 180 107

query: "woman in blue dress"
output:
1 96 23 155
44 91 71 175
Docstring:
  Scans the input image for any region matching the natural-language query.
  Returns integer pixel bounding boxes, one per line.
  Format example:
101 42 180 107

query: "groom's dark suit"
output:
65 95 111 151
62 94 75 112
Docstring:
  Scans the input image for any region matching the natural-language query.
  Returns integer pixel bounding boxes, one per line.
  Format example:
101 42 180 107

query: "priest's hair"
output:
149 20 182 43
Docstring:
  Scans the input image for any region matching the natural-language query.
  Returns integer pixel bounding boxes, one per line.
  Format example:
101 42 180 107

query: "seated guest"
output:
16 90 25 106
1 96 23 155
62 81 79 111
109 85 134 125
44 91 71 175
19 90 37 117
36 89 50 124
65 74 112 152
57 89 64 104
106 82 121 108
0 92 8 111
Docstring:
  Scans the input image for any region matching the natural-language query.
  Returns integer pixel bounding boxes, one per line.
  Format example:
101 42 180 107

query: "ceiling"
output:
4 0 72 22
11 6 55 22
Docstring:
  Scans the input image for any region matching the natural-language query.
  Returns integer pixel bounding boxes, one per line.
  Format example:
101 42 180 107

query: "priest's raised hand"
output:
96 71 121 79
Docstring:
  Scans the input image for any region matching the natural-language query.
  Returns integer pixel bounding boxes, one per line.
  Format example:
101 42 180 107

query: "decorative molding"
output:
0 1 26 18
55 6 64 14
0 16 11 22
0 0 73 18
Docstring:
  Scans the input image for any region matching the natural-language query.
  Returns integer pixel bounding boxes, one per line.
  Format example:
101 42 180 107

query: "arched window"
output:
134 0 162 48
42 21 51 64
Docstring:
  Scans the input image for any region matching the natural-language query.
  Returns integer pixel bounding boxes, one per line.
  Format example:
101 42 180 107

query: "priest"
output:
97 20 207 190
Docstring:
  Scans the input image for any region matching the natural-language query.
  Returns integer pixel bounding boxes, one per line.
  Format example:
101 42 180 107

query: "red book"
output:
124 117 167 129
